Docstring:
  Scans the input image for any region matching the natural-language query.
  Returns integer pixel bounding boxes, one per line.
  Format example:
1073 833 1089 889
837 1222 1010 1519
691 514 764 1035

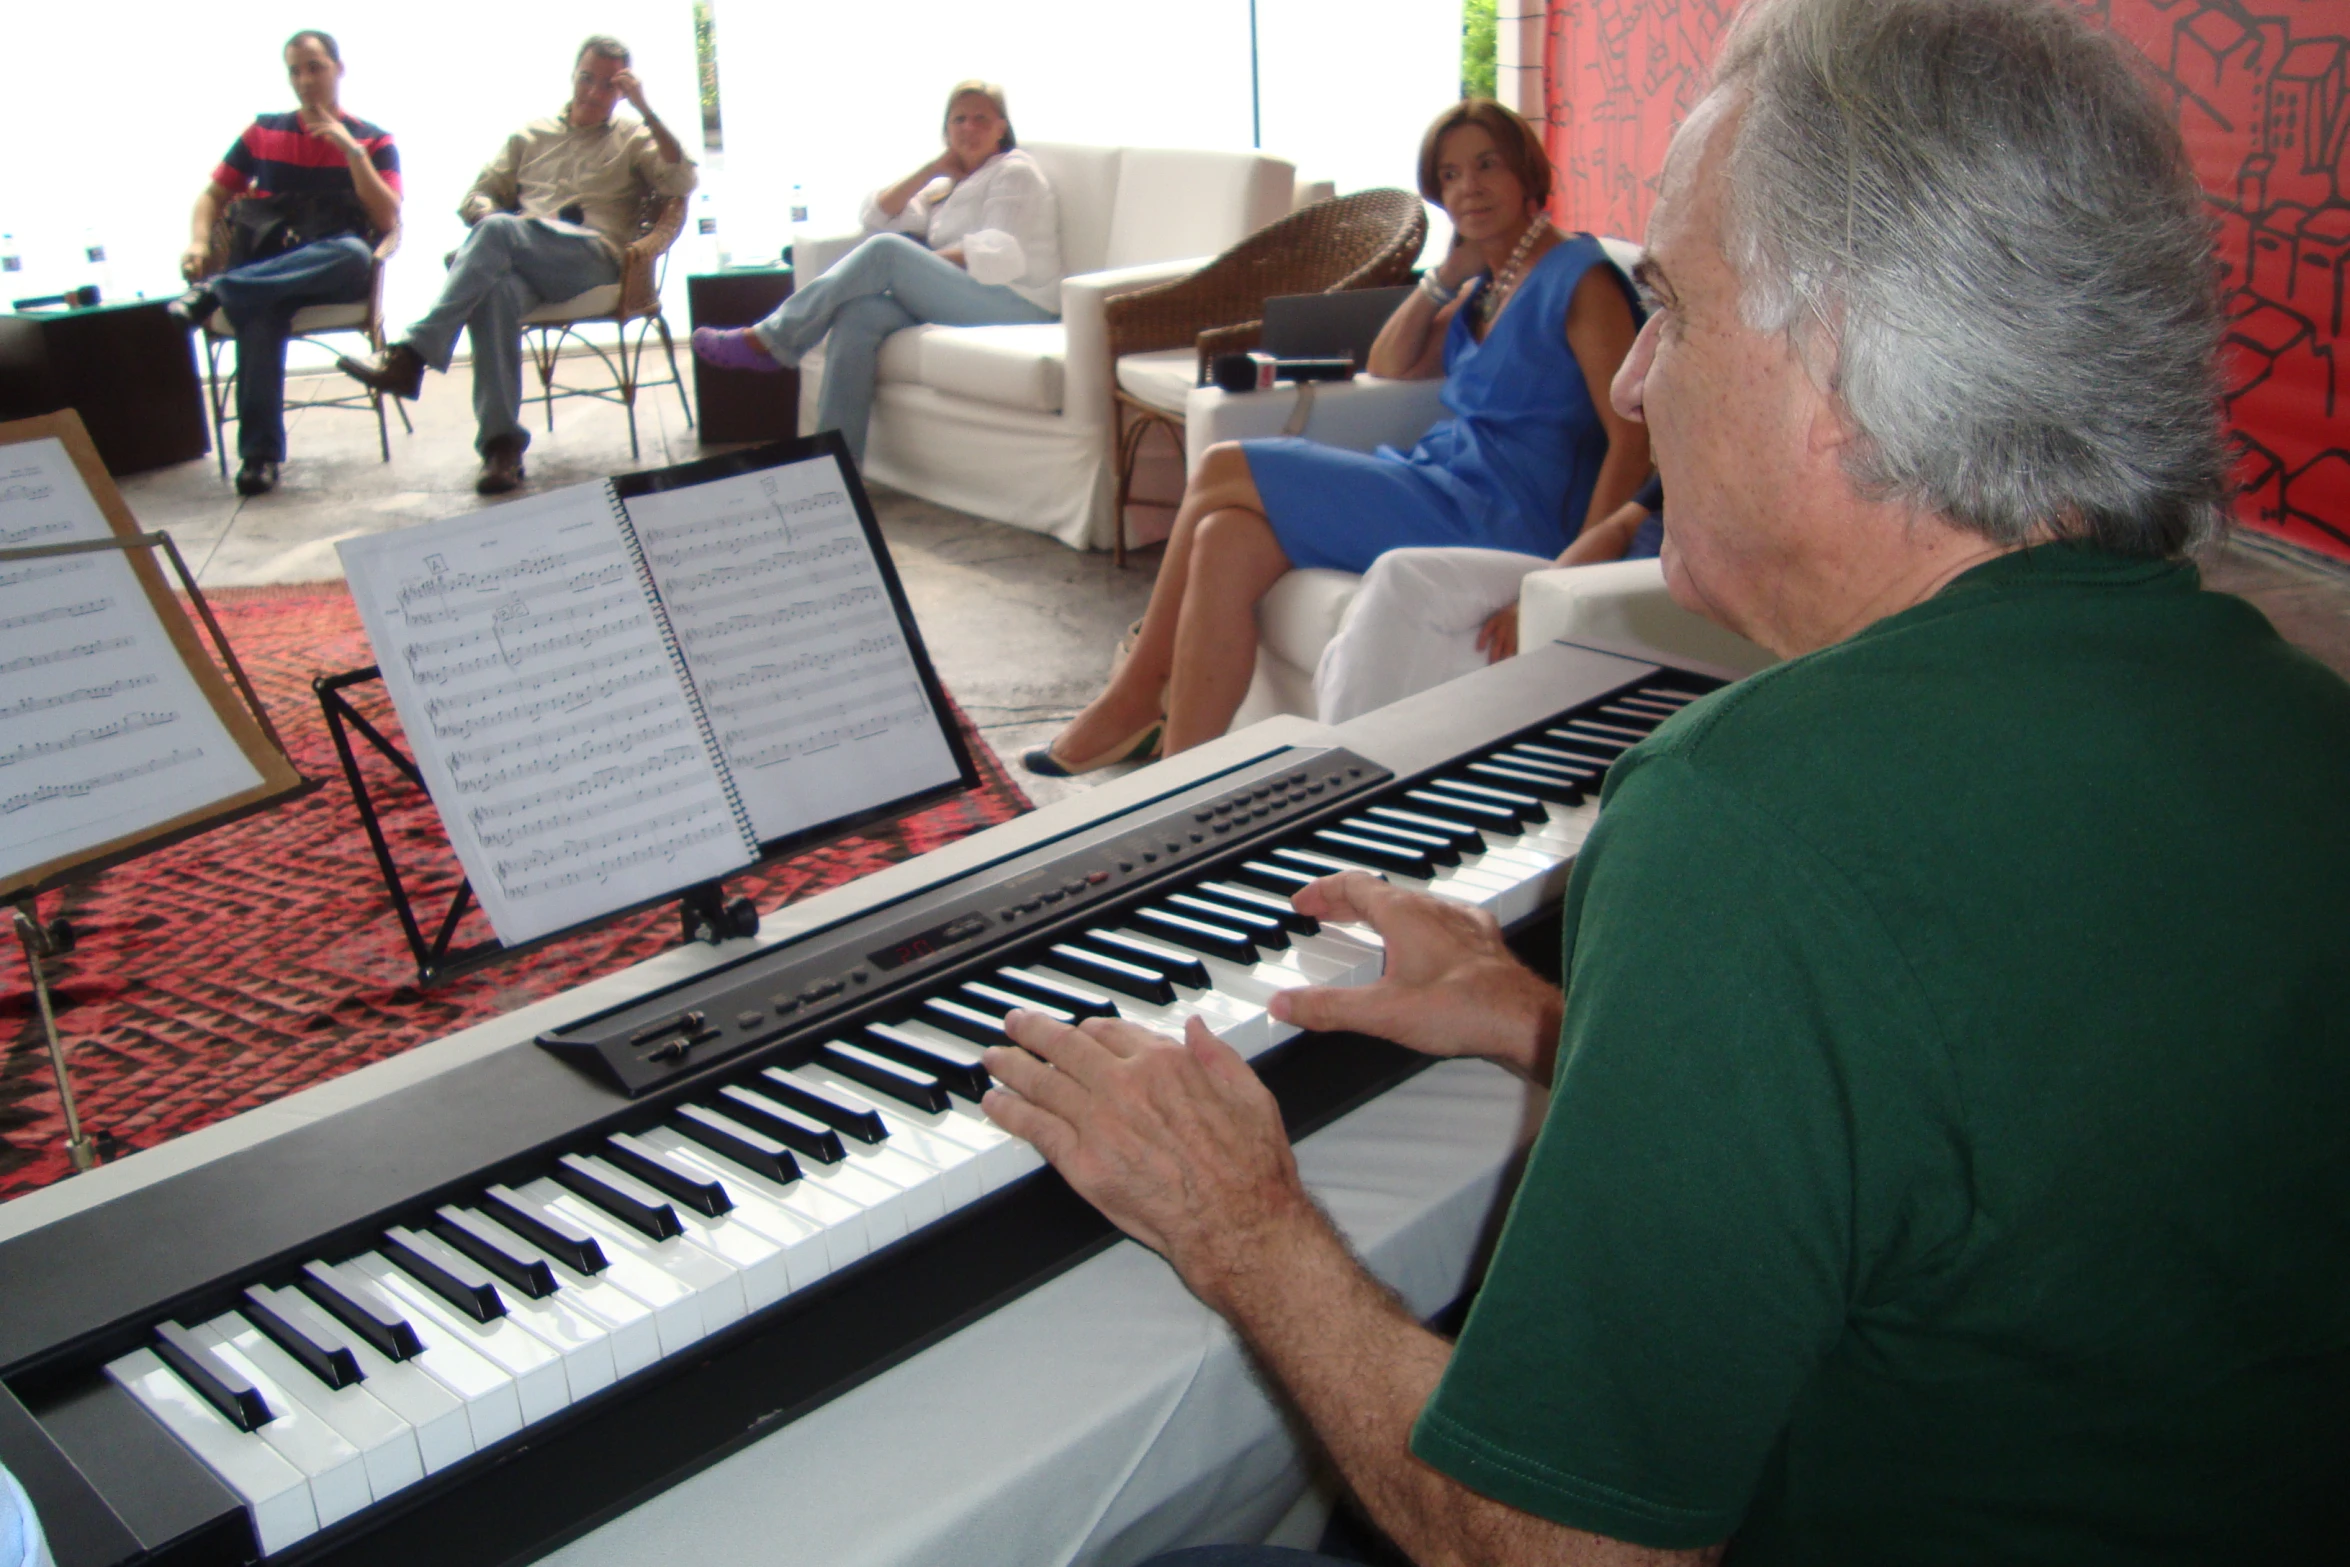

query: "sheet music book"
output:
0 413 304 900
336 436 978 947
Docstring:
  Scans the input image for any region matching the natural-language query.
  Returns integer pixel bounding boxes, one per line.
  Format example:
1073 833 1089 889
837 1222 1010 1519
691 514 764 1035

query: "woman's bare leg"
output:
1047 443 1290 763
1163 507 1290 753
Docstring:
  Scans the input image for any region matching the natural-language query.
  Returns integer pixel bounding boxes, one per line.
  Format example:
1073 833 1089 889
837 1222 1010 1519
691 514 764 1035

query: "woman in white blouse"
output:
691 80 1061 464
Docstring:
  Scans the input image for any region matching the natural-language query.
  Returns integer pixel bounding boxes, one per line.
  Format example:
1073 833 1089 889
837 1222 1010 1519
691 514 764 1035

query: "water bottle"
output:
1 234 20 277
80 225 112 302
787 183 809 273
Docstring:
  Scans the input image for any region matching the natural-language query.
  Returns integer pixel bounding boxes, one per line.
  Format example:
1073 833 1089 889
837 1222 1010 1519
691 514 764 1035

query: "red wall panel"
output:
1544 0 2350 560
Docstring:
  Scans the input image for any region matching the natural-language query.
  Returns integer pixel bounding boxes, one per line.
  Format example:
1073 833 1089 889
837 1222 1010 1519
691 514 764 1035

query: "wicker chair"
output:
516 194 694 460
1103 188 1426 564
196 214 410 476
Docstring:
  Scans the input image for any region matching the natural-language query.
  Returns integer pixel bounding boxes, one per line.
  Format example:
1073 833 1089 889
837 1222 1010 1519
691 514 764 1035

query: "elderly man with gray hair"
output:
977 0 2350 1562
340 34 695 494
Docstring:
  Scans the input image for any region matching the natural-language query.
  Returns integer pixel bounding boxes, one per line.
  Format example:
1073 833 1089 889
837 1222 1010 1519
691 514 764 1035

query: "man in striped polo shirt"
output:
171 29 400 496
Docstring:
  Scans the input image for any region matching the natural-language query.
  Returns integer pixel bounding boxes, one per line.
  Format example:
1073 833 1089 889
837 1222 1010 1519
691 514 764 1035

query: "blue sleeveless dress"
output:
1241 234 1636 574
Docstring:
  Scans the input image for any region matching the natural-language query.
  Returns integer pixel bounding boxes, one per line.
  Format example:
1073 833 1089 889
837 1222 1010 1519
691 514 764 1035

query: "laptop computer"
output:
1259 285 1415 369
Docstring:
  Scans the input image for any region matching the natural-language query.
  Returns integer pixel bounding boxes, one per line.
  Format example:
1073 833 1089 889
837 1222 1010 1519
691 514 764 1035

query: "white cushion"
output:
1256 568 1363 673
522 284 623 324
1022 142 1124 279
1518 559 1775 674
1115 349 1197 414
1104 148 1294 270
872 324 934 385
915 323 1066 413
204 302 370 337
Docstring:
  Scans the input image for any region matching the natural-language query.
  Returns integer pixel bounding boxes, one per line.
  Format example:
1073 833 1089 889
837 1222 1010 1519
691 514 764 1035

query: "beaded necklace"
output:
1469 220 1554 334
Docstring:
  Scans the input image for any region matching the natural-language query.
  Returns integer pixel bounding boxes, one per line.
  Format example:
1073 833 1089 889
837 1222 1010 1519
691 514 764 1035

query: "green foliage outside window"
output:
694 0 723 151
1462 0 1497 100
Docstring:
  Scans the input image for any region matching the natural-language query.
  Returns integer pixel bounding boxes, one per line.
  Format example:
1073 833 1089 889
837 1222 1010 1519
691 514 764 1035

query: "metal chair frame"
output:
517 196 695 461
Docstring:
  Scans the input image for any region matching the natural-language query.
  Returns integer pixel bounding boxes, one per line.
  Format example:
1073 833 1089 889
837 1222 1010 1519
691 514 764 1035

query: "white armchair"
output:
793 143 1295 550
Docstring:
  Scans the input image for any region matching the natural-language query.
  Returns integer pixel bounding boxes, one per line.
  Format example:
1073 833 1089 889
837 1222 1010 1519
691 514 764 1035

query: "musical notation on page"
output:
0 439 267 887
627 456 962 844
338 489 757 946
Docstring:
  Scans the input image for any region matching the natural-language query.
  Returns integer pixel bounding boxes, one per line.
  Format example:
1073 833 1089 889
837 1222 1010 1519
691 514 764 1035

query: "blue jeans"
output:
750 231 1057 464
402 213 618 454
209 234 374 461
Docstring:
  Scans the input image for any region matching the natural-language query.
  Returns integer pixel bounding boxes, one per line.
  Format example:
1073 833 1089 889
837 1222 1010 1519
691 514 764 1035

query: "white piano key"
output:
253 1284 473 1475
725 1087 952 1229
778 1065 990 1205
107 1347 319 1556
439 1205 662 1380
637 1124 871 1267
501 1180 707 1355
631 1130 842 1284
187 1322 372 1528
350 1252 570 1426
529 1176 750 1332
683 1105 921 1251
573 1154 795 1312
314 1260 523 1449
205 1311 423 1503
392 1225 616 1402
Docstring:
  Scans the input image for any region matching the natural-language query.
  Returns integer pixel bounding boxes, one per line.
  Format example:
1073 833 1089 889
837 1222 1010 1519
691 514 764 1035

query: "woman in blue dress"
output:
1027 100 1649 773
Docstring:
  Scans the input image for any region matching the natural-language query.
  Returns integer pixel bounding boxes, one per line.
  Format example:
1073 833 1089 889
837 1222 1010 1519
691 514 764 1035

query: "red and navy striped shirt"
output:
211 110 401 204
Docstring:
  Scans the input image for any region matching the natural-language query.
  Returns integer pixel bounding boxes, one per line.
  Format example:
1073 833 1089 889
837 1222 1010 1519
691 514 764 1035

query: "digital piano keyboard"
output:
0 640 1725 1567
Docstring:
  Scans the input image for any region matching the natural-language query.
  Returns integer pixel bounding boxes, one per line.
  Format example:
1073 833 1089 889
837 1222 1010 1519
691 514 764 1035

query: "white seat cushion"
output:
1115 349 1197 415
873 324 935 385
1256 567 1363 673
204 302 370 337
915 323 1067 414
522 283 624 324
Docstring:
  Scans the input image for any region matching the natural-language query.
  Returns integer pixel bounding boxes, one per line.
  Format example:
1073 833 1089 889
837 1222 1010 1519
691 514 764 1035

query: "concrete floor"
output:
121 357 2350 824
124 359 1160 811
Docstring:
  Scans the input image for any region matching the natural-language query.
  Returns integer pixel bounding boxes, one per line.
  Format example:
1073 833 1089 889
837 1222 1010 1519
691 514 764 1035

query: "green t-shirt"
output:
1411 546 2350 1563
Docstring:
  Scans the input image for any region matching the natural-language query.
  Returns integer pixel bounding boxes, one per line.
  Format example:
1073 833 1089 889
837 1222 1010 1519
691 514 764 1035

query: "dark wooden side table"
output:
686 268 801 446
0 299 209 474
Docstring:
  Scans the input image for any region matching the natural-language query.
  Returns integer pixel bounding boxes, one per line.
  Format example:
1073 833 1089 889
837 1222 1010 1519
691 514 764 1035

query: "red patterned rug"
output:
0 582 1030 1202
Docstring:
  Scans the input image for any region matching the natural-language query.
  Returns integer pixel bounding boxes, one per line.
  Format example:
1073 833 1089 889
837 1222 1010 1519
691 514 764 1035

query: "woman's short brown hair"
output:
944 80 1016 153
1416 99 1552 208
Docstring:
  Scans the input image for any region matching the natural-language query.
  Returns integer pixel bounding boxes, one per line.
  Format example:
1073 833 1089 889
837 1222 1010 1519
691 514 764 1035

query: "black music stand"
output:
316 665 759 988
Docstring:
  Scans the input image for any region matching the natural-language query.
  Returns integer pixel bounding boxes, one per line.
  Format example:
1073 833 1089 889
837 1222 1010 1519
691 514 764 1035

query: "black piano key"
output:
988 967 1119 1020
297 1260 425 1361
1363 804 1486 853
866 1019 992 1100
238 1287 363 1390
1495 746 1602 784
962 978 1085 1024
913 997 1017 1047
1333 817 1461 866
1229 858 1322 897
480 1185 609 1275
1270 845 1380 883
429 1213 559 1300
597 1140 734 1217
753 1069 890 1144
1402 787 1524 832
381 1228 506 1322
1166 892 1293 948
1130 907 1260 964
1463 759 1580 803
1310 829 1435 875
1419 777 1547 823
714 1085 847 1163
1044 941 1177 1004
1192 880 1319 933
1083 928 1212 989
152 1322 273 1432
1568 716 1650 742
671 1105 802 1185
820 1041 955 1113
1546 723 1638 755
553 1155 686 1241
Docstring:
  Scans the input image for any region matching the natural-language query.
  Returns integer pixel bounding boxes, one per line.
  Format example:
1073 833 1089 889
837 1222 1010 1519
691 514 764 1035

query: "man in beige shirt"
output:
340 34 696 493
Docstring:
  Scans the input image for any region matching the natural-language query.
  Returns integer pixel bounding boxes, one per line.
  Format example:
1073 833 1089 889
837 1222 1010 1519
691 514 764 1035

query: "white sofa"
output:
1180 237 1774 729
793 143 1296 551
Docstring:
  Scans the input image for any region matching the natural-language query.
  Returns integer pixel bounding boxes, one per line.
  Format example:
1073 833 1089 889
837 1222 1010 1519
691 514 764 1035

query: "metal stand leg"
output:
13 904 99 1174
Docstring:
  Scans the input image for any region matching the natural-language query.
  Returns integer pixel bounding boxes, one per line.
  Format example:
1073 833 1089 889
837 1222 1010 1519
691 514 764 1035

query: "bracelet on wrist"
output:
1418 271 1459 306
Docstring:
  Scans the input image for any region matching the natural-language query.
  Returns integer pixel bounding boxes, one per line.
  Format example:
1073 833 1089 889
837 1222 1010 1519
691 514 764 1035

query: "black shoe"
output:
166 287 219 327
234 459 279 496
476 437 526 496
338 342 426 400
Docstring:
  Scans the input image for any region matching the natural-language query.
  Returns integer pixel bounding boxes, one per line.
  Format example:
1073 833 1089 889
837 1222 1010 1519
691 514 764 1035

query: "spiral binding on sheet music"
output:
610 484 760 858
